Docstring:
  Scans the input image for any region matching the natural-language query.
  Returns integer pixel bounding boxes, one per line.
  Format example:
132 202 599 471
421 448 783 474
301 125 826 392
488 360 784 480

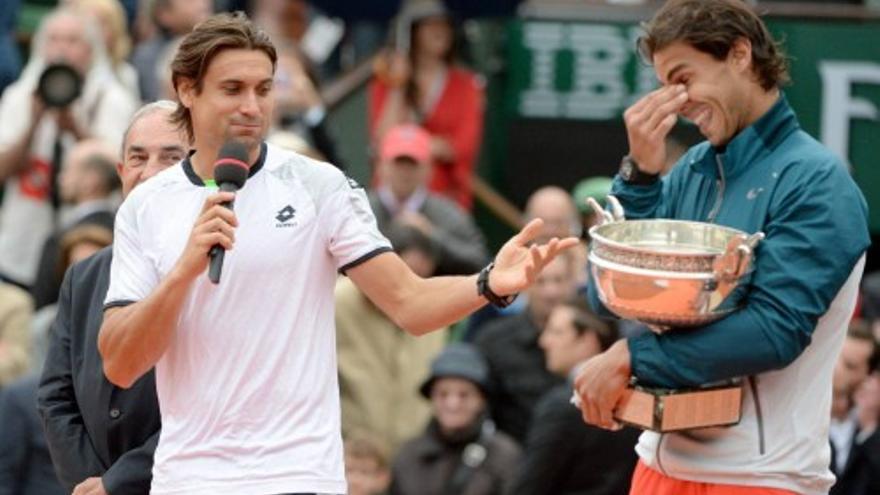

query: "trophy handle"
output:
714 231 765 282
733 232 765 278
586 195 626 226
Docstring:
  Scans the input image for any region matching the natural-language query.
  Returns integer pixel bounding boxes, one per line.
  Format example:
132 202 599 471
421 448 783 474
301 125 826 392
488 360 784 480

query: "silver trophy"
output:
584 196 764 431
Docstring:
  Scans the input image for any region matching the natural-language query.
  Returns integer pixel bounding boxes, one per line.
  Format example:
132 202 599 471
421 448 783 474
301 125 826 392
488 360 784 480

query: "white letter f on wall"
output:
819 62 880 168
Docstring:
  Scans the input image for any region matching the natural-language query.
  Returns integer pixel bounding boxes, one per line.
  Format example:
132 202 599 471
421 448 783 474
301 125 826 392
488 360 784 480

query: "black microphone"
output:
208 141 250 284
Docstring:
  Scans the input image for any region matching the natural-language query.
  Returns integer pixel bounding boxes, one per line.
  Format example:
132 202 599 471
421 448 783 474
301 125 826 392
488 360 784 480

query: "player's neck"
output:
743 87 780 130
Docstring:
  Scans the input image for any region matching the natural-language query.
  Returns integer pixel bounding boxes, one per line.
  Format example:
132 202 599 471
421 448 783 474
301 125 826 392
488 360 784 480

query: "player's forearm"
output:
98 270 194 388
392 274 487 336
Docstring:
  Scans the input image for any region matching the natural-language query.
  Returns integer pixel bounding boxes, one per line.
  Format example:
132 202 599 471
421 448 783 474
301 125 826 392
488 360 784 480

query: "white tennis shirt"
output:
105 142 391 495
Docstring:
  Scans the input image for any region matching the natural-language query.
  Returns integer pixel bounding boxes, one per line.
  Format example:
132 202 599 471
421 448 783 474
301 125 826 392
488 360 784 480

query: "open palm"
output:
489 219 581 295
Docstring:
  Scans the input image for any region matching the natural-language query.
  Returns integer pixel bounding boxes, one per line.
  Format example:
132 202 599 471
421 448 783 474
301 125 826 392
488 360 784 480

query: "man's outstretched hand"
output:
488 218 580 296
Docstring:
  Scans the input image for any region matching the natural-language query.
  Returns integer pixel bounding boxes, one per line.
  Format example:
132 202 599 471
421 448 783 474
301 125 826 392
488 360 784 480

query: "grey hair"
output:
19 6 110 86
120 100 180 156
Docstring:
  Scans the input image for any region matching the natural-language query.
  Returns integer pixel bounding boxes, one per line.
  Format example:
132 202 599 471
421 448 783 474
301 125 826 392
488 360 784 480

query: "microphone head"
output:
214 141 250 189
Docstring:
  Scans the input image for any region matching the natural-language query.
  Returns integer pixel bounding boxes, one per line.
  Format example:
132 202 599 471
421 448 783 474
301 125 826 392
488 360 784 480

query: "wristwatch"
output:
619 155 660 185
477 262 517 308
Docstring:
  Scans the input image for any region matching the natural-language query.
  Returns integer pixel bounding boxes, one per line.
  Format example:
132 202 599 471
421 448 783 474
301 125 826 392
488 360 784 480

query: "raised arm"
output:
348 219 579 335
99 192 237 388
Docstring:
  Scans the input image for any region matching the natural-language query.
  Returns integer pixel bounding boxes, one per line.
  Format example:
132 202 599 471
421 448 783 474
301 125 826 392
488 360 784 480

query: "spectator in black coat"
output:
511 297 639 495
390 343 522 495
474 252 576 442
830 327 880 495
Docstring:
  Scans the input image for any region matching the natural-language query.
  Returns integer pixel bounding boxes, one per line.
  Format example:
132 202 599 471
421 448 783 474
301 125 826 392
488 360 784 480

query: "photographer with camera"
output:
0 7 137 290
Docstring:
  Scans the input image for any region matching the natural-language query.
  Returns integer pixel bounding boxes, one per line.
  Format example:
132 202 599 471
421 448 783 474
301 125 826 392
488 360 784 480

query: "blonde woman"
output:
69 0 141 100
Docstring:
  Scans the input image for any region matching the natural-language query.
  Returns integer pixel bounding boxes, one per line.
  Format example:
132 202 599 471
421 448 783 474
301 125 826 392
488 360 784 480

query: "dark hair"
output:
57 224 113 279
563 297 618 352
344 431 390 469
637 0 789 90
82 153 121 194
385 222 437 262
848 319 880 373
404 15 457 117
170 11 277 141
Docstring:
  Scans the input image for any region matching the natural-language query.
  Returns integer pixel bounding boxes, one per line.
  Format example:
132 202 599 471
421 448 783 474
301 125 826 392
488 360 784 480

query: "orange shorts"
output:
630 460 799 495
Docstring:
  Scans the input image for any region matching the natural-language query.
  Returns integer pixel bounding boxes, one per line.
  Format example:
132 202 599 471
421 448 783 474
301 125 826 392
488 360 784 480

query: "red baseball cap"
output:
380 124 432 164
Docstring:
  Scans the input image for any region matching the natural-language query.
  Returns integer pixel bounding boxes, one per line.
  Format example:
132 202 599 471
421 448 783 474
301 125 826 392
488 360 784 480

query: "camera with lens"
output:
37 63 83 108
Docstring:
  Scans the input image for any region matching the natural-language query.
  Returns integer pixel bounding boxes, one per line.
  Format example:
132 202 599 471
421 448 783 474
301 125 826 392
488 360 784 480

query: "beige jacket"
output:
335 277 447 457
0 283 32 386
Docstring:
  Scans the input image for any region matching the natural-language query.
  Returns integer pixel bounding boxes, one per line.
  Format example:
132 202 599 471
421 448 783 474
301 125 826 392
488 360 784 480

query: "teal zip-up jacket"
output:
589 94 870 390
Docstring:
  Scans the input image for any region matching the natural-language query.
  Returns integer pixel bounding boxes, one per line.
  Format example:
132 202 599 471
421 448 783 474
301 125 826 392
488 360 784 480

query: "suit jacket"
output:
511 384 640 495
37 246 160 495
368 191 489 276
0 375 65 495
31 208 115 309
830 428 880 495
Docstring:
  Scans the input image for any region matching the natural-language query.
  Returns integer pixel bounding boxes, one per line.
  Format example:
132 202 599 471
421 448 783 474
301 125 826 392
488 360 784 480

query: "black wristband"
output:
477 262 517 308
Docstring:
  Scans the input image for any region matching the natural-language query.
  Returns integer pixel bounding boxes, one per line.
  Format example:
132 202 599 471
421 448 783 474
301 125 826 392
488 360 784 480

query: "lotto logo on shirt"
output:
276 205 297 228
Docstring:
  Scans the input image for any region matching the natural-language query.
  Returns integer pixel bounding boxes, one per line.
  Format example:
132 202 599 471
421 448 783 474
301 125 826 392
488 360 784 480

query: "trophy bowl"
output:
587 197 764 331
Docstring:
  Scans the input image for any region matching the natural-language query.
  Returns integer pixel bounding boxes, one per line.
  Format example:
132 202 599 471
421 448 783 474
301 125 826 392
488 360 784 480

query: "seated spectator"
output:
370 124 489 276
390 343 521 495
512 297 640 495
31 224 114 369
0 283 32 389
838 364 880 495
345 432 392 495
31 139 119 310
337 223 447 456
473 252 576 443
369 0 484 210
0 375 65 495
0 6 137 289
830 320 880 494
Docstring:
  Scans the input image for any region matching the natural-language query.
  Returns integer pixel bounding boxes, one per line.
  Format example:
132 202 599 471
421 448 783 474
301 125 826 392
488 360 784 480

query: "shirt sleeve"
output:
321 173 392 273
104 193 160 308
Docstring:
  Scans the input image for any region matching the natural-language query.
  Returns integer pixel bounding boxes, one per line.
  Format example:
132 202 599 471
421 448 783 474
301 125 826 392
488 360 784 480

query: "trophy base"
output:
614 381 743 432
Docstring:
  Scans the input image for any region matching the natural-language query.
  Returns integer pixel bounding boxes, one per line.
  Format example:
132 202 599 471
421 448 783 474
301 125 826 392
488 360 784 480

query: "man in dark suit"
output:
37 100 188 495
512 297 639 495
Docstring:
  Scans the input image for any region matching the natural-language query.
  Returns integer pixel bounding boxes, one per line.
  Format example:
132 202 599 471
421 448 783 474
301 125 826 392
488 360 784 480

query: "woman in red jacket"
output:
369 0 484 210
